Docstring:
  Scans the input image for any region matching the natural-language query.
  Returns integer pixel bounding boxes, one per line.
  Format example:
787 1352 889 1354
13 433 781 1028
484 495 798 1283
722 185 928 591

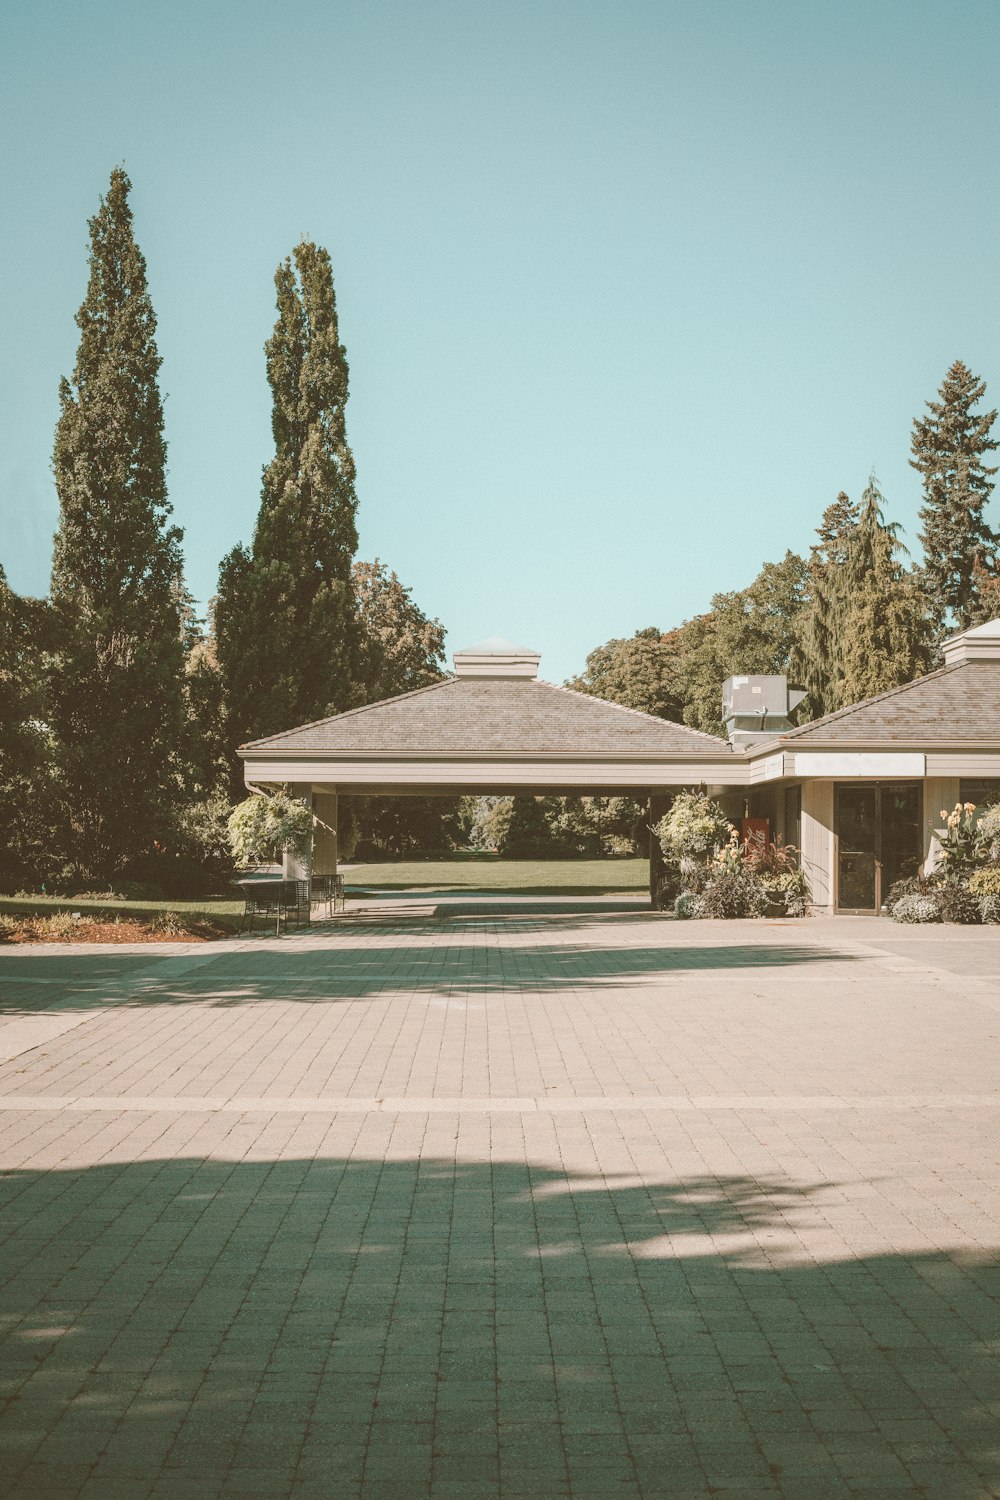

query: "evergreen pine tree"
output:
793 492 860 718
839 474 931 704
49 168 186 881
911 360 999 630
216 241 360 764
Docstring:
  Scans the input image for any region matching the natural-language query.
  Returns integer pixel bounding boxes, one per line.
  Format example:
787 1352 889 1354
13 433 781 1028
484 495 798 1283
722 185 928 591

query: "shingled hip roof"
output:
241 676 731 757
780 660 1000 744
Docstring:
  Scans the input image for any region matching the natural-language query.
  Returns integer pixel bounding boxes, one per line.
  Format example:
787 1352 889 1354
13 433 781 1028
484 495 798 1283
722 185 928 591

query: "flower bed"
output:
654 791 810 919
888 802 1000 925
0 912 229 944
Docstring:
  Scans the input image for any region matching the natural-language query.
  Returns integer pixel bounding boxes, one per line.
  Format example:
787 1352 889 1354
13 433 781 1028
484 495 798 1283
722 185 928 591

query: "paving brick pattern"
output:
0 907 998 1497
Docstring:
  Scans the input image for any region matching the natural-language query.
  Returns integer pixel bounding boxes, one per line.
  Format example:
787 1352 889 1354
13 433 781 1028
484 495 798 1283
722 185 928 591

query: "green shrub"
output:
891 893 942 924
654 859 684 910
758 869 811 917
674 892 706 919
699 869 767 919
886 874 933 907
969 866 1000 897
151 911 187 938
937 883 981 924
38 912 83 940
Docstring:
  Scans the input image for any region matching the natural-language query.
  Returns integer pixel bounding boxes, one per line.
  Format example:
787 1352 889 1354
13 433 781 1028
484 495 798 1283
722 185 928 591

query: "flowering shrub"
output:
227 792 313 869
889 798 1000 923
660 794 811 919
979 894 1000 925
892 893 942 924
656 792 734 861
934 802 980 876
976 804 1000 864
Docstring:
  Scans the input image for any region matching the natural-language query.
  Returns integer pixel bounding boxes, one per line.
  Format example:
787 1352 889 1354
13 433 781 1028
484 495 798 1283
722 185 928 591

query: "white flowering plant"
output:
227 791 313 869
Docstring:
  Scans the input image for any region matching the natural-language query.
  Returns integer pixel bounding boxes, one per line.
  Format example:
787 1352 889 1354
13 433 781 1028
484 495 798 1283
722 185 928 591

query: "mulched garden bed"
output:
0 915 232 944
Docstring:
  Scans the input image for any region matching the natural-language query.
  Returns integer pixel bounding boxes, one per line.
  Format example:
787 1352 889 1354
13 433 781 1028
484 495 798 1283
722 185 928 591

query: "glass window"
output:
960 780 1000 808
783 784 801 858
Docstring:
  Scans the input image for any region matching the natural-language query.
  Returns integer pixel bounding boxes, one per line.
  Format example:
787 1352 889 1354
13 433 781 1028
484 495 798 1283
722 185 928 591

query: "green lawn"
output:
0 859 650 928
344 858 649 895
0 893 243 926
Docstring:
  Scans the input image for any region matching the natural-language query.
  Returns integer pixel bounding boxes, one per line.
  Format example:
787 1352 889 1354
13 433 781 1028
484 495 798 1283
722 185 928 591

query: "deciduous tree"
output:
353 559 445 703
566 627 684 721
675 552 809 736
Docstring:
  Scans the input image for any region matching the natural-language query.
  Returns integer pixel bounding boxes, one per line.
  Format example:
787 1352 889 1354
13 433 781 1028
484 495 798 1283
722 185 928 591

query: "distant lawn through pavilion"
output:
0 859 650 939
344 856 649 896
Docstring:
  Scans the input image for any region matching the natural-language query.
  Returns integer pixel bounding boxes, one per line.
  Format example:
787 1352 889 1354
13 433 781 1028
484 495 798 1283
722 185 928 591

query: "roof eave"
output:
239 746 741 762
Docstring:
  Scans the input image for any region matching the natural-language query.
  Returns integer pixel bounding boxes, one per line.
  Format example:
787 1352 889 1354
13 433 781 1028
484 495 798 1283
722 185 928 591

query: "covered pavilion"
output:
240 622 1000 915
238 638 740 902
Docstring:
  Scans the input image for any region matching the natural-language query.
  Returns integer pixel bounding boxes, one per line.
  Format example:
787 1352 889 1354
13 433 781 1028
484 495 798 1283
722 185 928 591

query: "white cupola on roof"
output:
452 637 541 678
942 618 1000 666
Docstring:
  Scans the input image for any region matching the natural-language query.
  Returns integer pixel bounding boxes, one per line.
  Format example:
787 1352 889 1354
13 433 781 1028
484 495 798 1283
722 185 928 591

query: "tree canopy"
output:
566 627 685 721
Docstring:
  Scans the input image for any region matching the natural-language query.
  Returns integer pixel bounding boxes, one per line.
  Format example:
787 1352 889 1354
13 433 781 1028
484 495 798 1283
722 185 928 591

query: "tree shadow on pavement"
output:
0 1155 996 1498
0 938 860 1013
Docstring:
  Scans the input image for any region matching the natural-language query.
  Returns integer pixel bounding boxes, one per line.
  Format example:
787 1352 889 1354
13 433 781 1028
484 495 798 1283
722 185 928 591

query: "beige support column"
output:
800 780 834 912
648 795 669 906
923 777 959 874
282 789 313 880
312 791 339 877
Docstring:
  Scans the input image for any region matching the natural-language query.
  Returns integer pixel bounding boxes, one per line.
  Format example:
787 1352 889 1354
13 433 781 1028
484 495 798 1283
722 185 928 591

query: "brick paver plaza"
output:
1 898 999 1498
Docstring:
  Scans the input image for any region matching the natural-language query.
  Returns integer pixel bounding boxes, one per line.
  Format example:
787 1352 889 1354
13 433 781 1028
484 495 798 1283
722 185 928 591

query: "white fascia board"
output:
748 752 786 782
793 752 926 778
239 753 752 789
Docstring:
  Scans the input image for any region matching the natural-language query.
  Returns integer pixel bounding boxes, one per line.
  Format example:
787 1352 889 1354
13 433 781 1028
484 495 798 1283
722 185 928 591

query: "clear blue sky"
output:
2 0 999 683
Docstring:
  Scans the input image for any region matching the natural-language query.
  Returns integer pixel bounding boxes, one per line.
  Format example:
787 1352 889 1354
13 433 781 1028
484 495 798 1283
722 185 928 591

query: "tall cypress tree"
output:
49 168 185 880
911 361 998 630
838 474 931 704
216 241 360 761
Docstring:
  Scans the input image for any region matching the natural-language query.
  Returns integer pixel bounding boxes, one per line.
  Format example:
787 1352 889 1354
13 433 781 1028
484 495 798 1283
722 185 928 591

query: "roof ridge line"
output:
544 677 730 746
781 661 960 740
241 675 455 749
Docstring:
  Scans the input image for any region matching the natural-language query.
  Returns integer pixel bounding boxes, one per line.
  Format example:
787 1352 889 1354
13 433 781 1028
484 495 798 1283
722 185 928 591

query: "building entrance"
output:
834 782 923 912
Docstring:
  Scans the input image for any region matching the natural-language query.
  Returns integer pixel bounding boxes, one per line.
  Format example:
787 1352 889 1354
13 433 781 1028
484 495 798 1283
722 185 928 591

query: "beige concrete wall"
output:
923 777 959 874
312 791 339 877
282 789 313 880
801 780 834 910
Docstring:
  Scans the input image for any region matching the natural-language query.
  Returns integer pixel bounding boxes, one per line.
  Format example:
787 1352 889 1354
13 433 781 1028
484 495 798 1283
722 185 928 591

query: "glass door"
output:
835 782 923 912
879 784 922 897
835 785 878 911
